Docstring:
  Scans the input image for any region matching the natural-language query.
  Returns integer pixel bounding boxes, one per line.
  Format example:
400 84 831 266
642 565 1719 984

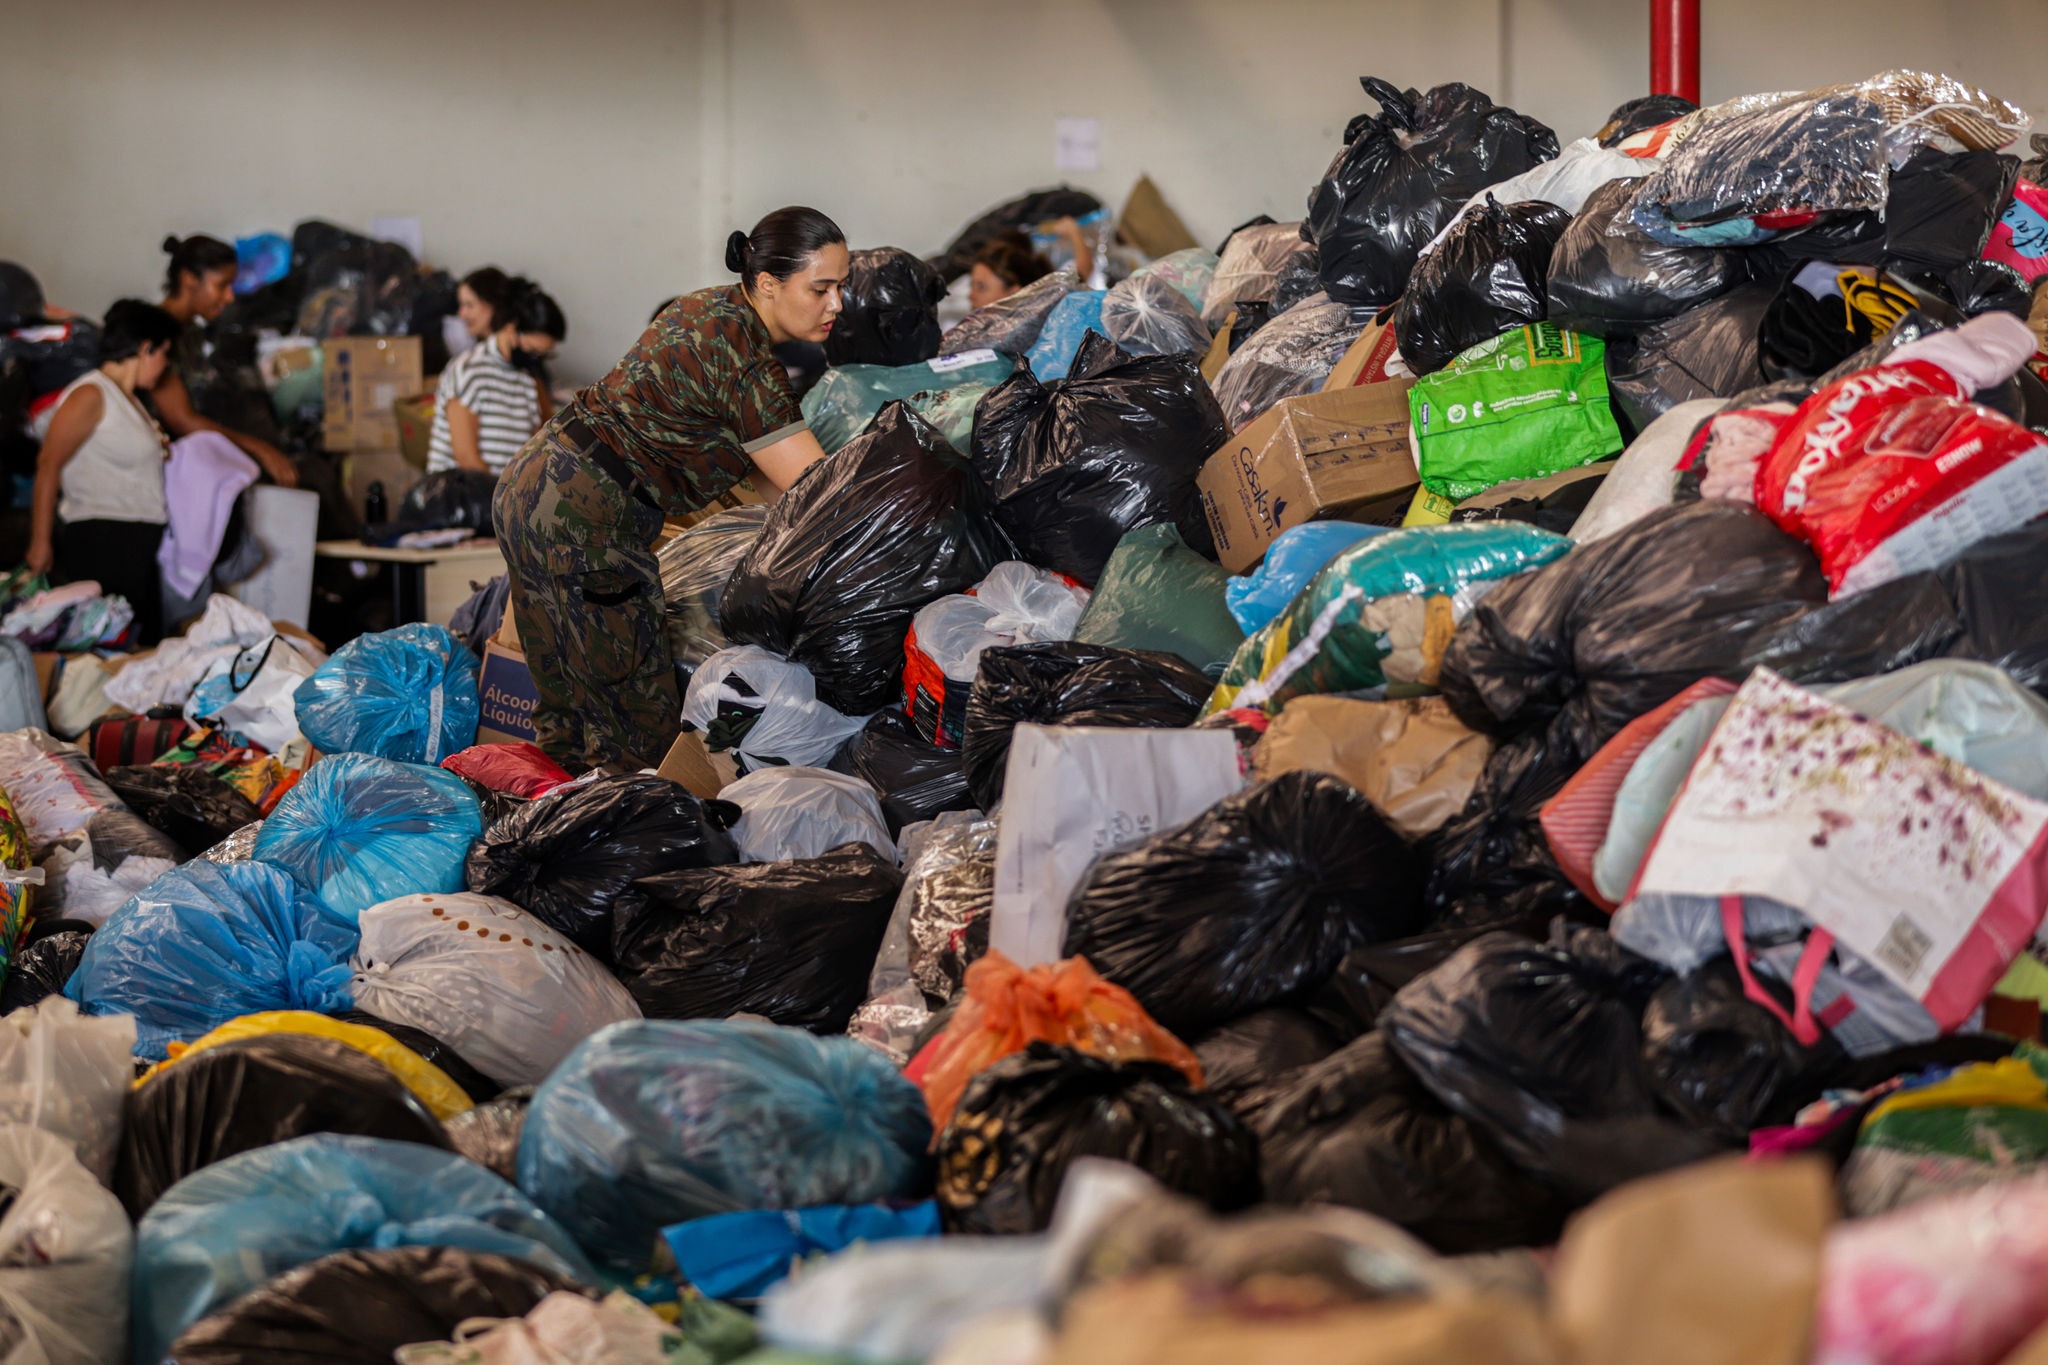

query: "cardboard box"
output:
1321 318 1403 392
1196 379 1420 573
475 640 540 745
657 728 741 800
323 335 423 452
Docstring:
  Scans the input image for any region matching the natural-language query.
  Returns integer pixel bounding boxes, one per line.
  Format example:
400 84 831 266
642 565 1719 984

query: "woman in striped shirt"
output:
427 277 566 474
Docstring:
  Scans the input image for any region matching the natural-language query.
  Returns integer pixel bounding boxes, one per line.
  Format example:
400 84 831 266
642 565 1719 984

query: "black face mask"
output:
508 346 546 373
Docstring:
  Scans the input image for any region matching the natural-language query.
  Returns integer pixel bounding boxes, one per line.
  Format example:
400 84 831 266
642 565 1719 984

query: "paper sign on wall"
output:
1056 116 1101 172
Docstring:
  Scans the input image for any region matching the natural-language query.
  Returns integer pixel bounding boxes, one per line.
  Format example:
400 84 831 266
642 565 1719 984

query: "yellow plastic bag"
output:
138 1010 473 1121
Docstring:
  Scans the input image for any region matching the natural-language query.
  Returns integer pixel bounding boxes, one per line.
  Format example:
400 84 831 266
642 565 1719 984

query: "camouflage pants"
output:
494 415 673 772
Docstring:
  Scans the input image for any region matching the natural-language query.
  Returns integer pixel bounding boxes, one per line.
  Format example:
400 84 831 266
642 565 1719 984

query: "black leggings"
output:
55 519 165 646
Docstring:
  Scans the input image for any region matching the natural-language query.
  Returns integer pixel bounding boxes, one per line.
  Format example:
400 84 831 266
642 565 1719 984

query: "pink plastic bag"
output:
1985 177 2048 283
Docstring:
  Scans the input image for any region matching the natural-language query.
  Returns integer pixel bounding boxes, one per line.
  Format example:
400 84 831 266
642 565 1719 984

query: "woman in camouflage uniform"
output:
494 208 847 771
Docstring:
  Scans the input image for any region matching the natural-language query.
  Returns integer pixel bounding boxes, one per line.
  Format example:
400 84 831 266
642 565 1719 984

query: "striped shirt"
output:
427 337 542 474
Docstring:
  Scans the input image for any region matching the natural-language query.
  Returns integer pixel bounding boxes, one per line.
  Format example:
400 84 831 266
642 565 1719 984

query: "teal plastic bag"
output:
1206 522 1571 716
254 754 484 921
1073 524 1245 676
1409 323 1623 502
1024 291 1108 382
800 354 1013 453
904 382 997 455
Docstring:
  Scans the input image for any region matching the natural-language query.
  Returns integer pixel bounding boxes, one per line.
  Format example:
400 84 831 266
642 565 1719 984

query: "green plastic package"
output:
800 351 1015 453
1072 523 1245 677
904 383 997 455
1409 323 1623 502
1205 521 1571 716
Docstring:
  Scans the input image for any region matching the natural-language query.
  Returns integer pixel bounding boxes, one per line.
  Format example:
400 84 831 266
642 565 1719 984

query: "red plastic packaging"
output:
440 743 573 799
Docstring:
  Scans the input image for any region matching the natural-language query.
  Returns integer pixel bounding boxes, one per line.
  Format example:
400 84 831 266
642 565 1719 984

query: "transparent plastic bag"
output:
349 893 641 1090
1101 274 1210 357
293 624 482 765
0 729 116 851
394 1289 689 1365
1224 523 1386 635
0 1124 131 1365
852 812 994 1061
1210 292 1372 431
939 270 1079 358
720 766 895 864
659 506 769 674
0 997 133 1184
680 645 871 770
1132 248 1217 312
254 754 485 921
1202 223 1309 328
908 562 1090 683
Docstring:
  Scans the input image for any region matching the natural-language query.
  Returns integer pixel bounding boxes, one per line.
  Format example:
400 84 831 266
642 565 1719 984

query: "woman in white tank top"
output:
25 299 181 643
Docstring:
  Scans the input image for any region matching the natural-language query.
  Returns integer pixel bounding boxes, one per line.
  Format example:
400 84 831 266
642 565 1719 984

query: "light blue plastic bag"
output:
800 354 1014 453
1224 522 1391 634
64 859 356 1061
254 753 484 921
1024 290 1108 382
293 623 481 764
662 1200 941 1300
518 1019 932 1274
132 1133 596 1365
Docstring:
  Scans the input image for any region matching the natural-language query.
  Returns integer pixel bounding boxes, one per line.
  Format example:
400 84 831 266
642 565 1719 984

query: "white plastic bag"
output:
395 1290 685 1365
1420 137 1657 261
1569 397 1722 544
0 730 117 850
0 998 134 1185
720 767 896 864
680 646 870 770
990 725 1244 967
102 593 279 712
0 1124 133 1365
910 563 1090 683
185 633 320 753
349 893 641 1089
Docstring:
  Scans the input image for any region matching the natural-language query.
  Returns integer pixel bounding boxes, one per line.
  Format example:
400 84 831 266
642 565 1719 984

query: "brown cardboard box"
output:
323 336 423 452
657 729 740 799
30 653 60 703
1321 318 1403 391
1196 380 1419 573
1117 174 1199 257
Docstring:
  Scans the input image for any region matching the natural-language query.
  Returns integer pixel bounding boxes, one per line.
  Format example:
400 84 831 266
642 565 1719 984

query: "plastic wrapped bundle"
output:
935 1043 1258 1235
254 754 485 921
393 470 496 536
721 766 895 864
970 331 1226 585
0 728 118 850
516 1019 932 1273
1063 772 1429 1036
612 844 903 1032
1023 290 1107 382
1132 247 1217 312
293 624 481 765
0 997 131 1184
825 247 944 368
167 1246 587 1365
1224 522 1385 635
115 1031 452 1219
829 709 977 835
102 763 262 859
1395 198 1573 375
1308 77 1560 307
0 932 92 1014
1547 178 1748 338
719 403 1013 714
64 859 355 1061
0 1125 132 1365
658 505 768 672
144 1010 477 1118
444 1090 531 1183
438 743 572 801
1202 223 1310 328
681 645 871 771
133 1133 596 1365
800 353 1015 454
1210 292 1371 431
1101 273 1211 356
938 269 1079 358
349 893 640 1089
463 774 739 956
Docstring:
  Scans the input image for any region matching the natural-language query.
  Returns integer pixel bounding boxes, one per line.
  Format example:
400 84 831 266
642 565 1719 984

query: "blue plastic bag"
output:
132 1133 596 1365
518 1019 933 1274
254 753 483 921
293 623 481 764
662 1200 941 1301
64 859 356 1061
1224 522 1391 634
1024 290 1108 382
234 232 291 295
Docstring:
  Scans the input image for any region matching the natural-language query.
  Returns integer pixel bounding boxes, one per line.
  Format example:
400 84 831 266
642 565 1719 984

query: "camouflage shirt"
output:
570 285 804 516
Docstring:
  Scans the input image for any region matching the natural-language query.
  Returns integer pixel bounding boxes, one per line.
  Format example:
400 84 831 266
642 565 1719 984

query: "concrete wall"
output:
3 0 2041 384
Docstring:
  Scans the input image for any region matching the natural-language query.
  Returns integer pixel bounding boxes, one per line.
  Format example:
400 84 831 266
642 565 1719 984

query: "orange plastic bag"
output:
910 950 1204 1133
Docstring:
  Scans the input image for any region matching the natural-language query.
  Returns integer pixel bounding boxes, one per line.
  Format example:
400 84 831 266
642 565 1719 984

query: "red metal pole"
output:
1650 0 1701 103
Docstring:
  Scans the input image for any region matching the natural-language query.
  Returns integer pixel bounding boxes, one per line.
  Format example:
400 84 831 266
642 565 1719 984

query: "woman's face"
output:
755 242 849 345
968 263 1017 312
456 283 495 339
134 340 172 390
190 266 236 322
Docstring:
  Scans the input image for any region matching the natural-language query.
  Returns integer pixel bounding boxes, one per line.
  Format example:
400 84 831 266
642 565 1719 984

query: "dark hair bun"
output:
161 235 181 255
725 230 751 275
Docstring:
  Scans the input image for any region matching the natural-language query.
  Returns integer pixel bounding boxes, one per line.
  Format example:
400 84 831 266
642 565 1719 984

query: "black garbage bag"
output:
1641 959 1845 1141
1307 77 1559 308
969 331 1225 585
1546 179 1747 338
1254 1031 1576 1253
1381 928 1723 1200
1064 772 1431 1037
930 186 1103 284
1605 283 1773 430
166 1246 589 1365
1423 728 1588 927
825 247 945 367
1396 197 1573 375
293 231 420 339
1438 499 1828 758
464 774 739 959
613 844 904 1032
1942 258 2034 319
395 469 497 535
0 317 99 398
720 403 1012 714
1884 147 2021 272
828 709 977 836
1192 1008 1342 1118
1269 244 1325 315
959 641 1210 808
0 261 44 330
103 764 263 859
936 1042 1260 1234
115 1033 450 1219
444 1088 532 1183
331 1009 501 1103
1448 466 1608 534
0 930 90 1012
1305 910 1561 1041
1596 93 1696 146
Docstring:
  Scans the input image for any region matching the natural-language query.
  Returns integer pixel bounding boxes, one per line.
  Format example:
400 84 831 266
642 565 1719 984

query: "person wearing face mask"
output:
493 205 846 772
426 276 565 475
25 300 181 643
150 234 298 488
